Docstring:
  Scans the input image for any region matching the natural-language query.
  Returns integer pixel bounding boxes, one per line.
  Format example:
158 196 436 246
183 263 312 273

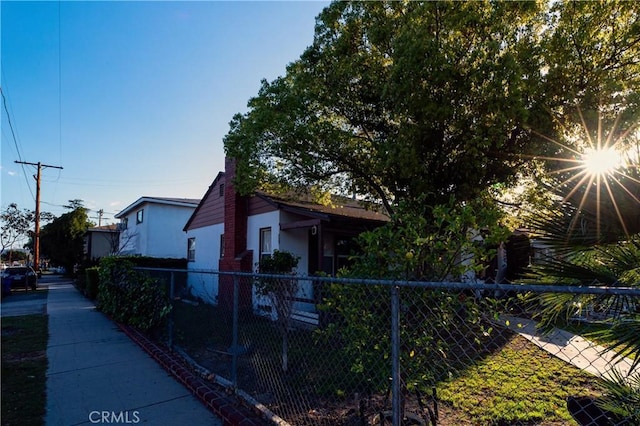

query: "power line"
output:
1 86 35 200
1 87 22 162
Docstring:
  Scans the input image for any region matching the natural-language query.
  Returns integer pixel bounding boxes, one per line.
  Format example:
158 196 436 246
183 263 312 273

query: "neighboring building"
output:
115 197 199 258
84 224 120 261
183 158 389 312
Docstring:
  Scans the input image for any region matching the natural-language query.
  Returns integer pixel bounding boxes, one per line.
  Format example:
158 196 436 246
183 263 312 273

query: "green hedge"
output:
97 257 172 331
85 267 100 300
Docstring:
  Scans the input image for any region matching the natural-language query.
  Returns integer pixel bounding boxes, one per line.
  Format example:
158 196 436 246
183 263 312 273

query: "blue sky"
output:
1 0 329 225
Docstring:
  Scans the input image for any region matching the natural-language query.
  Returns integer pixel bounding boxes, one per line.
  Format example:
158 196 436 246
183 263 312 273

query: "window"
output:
259 227 272 261
136 209 144 224
187 238 196 262
219 183 225 197
219 234 224 259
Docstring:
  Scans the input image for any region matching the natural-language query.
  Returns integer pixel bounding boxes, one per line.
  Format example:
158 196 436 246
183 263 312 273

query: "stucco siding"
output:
145 204 194 258
186 223 224 304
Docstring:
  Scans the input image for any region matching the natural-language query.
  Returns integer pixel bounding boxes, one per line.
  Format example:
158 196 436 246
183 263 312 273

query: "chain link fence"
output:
137 268 639 425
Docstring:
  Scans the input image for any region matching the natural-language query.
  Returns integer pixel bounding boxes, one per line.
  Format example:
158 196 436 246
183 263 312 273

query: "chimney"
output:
221 157 248 260
218 157 253 311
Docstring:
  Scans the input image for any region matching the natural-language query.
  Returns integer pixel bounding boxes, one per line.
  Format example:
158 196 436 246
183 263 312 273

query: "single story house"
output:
115 196 200 259
183 158 390 314
84 224 120 261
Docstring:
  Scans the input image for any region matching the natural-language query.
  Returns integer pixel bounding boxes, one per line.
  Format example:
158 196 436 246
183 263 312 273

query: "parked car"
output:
1 266 37 291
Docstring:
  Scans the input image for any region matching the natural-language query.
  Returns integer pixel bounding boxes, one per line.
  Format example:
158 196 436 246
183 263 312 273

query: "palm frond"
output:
596 368 640 423
587 317 640 372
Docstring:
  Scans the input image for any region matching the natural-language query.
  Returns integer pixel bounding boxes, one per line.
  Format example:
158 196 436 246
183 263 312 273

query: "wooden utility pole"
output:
14 161 63 272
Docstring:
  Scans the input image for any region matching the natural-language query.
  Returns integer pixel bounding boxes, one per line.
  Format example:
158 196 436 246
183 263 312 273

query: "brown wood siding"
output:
187 182 225 230
248 195 277 216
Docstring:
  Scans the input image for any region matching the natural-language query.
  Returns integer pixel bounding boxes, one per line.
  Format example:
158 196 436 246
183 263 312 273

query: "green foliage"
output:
122 256 188 269
225 1 638 218
256 250 300 307
318 198 509 389
84 267 100 300
349 196 510 281
1 203 54 252
97 257 172 331
39 202 93 273
256 250 300 372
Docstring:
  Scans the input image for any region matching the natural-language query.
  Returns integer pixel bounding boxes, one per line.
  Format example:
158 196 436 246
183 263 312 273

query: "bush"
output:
85 267 100 300
97 257 172 331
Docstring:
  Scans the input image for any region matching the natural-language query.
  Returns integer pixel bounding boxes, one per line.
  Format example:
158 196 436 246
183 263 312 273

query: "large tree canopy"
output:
225 0 639 217
40 202 93 272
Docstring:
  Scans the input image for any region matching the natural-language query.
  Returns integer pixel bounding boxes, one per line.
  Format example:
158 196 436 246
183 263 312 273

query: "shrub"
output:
97 257 172 331
84 267 100 300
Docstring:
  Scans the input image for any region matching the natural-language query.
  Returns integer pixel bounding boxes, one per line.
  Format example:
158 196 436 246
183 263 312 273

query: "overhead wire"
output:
1 85 35 201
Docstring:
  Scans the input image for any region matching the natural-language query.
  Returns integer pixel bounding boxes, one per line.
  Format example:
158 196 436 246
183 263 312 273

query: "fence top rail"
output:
133 267 640 296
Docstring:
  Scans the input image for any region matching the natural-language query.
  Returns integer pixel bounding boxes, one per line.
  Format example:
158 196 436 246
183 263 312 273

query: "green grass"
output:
166 300 610 424
436 334 603 425
1 314 49 426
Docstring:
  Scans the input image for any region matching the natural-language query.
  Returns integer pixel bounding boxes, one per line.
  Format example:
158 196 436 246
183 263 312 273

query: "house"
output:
115 197 199 258
84 224 120 261
183 158 389 313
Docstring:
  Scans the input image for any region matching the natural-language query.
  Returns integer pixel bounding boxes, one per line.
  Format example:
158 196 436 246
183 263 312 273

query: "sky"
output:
1 0 329 226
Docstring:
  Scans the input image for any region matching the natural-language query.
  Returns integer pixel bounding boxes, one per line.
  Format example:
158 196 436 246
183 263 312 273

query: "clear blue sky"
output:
1 0 329 225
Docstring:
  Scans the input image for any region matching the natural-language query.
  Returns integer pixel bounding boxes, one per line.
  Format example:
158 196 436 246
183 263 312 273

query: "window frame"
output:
187 237 196 262
259 227 272 261
136 209 144 224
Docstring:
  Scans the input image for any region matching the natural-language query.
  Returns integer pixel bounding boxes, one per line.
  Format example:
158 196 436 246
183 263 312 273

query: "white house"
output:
84 224 120 261
183 158 389 313
115 197 199 259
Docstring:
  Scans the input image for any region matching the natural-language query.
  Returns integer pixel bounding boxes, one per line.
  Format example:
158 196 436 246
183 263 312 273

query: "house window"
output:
121 218 128 229
219 184 225 197
136 209 144 224
187 238 196 262
259 227 272 261
219 234 224 259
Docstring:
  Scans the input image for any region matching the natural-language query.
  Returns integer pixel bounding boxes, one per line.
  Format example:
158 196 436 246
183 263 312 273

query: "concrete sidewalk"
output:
501 315 638 383
45 280 223 426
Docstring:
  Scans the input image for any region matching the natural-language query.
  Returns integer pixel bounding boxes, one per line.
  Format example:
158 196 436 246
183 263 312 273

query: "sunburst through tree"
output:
533 110 640 246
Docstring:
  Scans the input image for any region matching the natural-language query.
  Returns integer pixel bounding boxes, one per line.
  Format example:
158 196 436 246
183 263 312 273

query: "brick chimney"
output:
218 157 253 311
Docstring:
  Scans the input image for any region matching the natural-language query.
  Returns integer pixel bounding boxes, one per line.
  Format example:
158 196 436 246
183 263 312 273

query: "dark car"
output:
1 266 37 291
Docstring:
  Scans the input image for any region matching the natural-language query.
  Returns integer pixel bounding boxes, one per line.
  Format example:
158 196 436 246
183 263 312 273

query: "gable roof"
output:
115 196 200 219
183 172 225 231
185 169 389 232
256 191 390 223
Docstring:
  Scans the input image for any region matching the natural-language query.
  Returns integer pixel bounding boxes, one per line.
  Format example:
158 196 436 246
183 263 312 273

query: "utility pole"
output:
14 161 63 272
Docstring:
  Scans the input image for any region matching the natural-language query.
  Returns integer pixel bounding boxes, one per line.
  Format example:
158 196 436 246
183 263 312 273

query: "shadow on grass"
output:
157 296 605 425
1 314 48 426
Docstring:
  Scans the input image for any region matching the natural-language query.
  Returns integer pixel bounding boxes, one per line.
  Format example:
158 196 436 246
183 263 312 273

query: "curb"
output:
117 323 271 426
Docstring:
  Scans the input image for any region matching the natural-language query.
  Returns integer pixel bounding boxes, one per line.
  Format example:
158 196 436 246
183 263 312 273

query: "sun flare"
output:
581 147 622 177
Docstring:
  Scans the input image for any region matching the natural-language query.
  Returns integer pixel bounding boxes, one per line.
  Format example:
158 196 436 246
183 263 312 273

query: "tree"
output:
225 1 638 218
39 201 94 273
1 203 33 254
1 203 55 255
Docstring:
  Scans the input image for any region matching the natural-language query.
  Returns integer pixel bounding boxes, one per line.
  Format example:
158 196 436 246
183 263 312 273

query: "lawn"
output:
1 314 49 426
167 300 608 425
436 334 603 425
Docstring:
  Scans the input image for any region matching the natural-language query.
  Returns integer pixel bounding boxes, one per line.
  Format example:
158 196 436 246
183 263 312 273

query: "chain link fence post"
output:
391 284 401 426
168 271 175 349
230 274 240 386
